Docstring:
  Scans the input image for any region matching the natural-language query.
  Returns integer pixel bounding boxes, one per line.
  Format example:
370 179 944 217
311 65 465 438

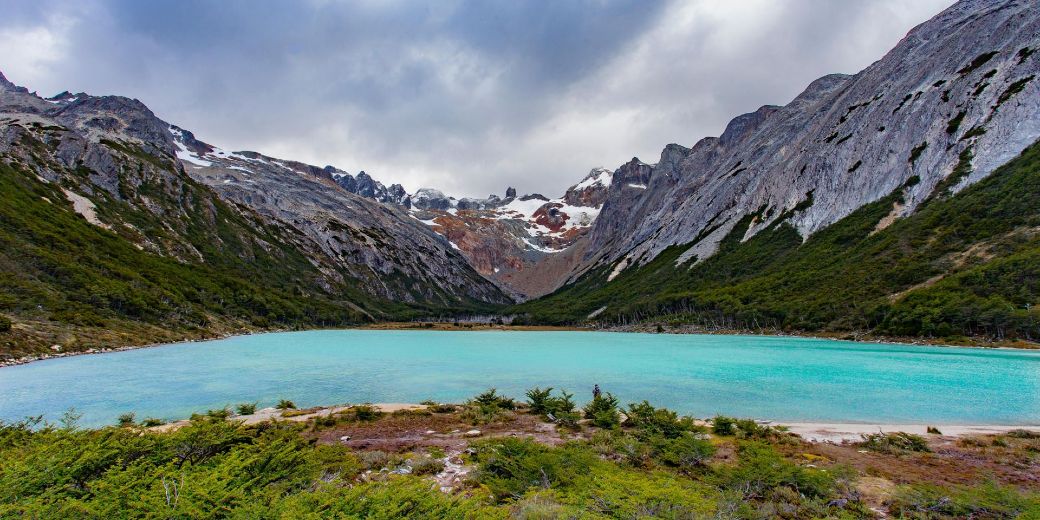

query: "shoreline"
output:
2 321 1037 368
147 401 1040 443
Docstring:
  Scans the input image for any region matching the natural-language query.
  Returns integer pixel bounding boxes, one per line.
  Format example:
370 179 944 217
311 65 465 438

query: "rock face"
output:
0 74 510 308
408 172 611 299
573 0 1040 282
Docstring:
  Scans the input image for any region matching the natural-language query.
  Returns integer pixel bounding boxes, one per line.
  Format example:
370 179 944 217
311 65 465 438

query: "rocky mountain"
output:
571 0 1039 281
513 0 1040 342
405 167 611 298
167 122 611 300
166 128 507 305
0 71 508 358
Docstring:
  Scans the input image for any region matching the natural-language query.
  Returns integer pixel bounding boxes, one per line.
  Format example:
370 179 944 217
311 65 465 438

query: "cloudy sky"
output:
1 0 953 198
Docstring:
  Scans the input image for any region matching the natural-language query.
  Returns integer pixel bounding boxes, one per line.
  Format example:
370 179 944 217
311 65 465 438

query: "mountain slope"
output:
0 72 508 360
573 0 1039 280
514 137 1040 342
407 168 612 299
514 0 1040 342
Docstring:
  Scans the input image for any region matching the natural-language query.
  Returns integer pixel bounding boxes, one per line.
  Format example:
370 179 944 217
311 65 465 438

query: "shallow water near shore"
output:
1 330 1039 428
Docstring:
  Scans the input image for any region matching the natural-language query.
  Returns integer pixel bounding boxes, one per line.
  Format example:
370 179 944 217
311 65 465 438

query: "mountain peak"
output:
0 70 28 94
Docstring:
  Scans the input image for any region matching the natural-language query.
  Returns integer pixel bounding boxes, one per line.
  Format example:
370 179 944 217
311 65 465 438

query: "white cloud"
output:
0 0 955 199
0 16 77 94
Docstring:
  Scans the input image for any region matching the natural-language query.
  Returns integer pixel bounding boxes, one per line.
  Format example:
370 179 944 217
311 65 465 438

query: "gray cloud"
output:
0 0 953 197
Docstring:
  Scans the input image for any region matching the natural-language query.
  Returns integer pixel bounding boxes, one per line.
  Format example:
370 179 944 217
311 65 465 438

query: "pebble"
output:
464 429 481 437
339 435 351 441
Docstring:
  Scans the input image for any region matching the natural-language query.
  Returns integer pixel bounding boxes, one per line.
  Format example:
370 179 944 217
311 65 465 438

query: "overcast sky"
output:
1 0 954 198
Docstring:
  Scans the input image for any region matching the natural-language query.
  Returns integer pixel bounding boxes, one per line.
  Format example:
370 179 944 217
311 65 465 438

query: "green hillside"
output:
512 141 1040 343
0 146 493 359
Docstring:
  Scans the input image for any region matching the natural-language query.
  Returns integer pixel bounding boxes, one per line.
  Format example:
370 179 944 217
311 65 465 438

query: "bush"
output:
141 417 164 427
346 404 382 422
206 408 231 420
471 388 516 410
421 400 457 413
888 481 1040 519
471 437 597 501
625 401 699 439
460 403 511 425
926 426 942 434
859 432 931 453
276 399 296 410
554 411 582 429
236 402 258 415
712 415 737 436
713 441 836 500
525 387 576 421
356 450 394 471
0 315 10 333
525 387 554 415
116 412 136 427
409 456 445 476
583 393 620 429
657 435 716 472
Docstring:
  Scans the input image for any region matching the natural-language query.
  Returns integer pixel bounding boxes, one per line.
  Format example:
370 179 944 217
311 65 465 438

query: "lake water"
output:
1 330 1039 428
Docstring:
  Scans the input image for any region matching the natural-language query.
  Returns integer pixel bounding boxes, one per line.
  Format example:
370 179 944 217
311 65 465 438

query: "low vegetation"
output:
2 388 1037 518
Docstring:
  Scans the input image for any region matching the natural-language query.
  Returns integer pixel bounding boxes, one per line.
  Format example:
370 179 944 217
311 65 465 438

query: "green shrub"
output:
657 434 716 472
525 387 576 423
713 441 836 500
554 411 582 430
420 400 457 413
116 413 136 427
712 415 737 436
460 403 511 425
140 417 164 427
276 399 297 410
525 387 554 415
888 481 1040 519
236 402 258 415
347 404 382 422
409 456 445 476
583 393 620 428
472 388 516 410
926 426 942 435
626 401 699 439
204 407 231 420
0 315 10 333
471 437 598 501
859 431 931 453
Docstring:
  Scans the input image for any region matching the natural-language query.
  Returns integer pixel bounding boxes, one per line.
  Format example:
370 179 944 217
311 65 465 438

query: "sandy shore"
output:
777 422 1038 442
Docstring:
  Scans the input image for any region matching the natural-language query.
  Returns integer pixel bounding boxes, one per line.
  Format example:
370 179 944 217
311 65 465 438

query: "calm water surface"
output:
1 330 1038 427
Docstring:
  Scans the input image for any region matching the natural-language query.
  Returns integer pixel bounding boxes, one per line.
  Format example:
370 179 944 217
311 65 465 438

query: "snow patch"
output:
572 168 613 191
172 139 213 167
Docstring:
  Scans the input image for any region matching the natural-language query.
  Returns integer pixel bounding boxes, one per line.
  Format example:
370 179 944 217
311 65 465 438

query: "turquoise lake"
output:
1 330 1039 428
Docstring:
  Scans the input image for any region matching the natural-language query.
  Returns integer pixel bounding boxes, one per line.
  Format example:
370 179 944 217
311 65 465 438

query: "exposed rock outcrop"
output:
0 73 510 307
574 0 1040 282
